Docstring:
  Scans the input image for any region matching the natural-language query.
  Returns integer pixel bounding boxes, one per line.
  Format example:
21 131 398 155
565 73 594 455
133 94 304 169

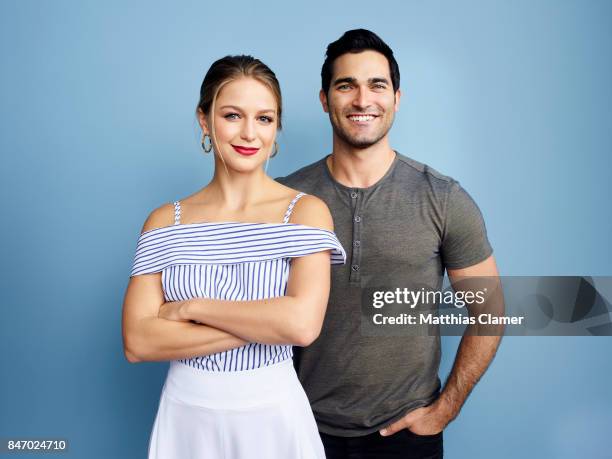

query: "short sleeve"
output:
441 181 493 269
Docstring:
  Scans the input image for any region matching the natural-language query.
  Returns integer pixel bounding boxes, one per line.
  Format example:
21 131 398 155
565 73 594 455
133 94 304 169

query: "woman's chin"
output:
223 158 267 174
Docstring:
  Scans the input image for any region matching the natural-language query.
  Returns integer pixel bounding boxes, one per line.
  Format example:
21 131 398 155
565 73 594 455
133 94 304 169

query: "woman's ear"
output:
197 108 209 134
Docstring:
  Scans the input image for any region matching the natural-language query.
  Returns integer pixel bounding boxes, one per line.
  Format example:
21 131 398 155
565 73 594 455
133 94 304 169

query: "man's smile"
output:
346 113 379 123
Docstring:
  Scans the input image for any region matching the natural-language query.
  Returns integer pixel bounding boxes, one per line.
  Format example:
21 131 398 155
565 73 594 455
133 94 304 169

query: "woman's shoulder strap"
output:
173 200 181 225
283 192 307 224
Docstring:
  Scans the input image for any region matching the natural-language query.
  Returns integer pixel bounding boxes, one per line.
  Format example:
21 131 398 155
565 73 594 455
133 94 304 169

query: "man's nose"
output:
352 86 369 110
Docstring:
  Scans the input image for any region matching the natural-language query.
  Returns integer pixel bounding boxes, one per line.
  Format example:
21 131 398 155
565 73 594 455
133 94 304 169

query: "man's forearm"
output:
126 317 247 363
439 256 504 422
434 332 502 421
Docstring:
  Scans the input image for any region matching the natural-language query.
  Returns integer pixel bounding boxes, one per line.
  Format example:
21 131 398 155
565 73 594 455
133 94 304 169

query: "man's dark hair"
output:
321 29 400 95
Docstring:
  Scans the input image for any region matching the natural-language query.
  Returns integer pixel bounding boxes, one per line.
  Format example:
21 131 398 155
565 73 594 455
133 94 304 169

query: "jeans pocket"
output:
403 428 443 441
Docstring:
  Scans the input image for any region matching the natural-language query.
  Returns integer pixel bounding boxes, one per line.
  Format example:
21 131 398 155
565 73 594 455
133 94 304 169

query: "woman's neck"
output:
206 162 272 210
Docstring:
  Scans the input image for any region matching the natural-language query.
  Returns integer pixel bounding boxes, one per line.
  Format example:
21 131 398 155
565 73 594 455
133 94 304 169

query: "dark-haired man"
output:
277 29 501 458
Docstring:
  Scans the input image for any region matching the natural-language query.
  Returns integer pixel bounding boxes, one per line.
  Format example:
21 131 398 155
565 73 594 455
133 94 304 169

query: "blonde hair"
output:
197 56 282 171
197 55 282 129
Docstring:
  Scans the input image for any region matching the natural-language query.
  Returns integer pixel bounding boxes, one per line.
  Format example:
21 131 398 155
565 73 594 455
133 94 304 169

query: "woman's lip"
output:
231 145 260 156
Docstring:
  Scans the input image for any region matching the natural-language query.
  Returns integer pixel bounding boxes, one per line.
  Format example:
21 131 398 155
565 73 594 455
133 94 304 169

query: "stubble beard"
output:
329 111 395 150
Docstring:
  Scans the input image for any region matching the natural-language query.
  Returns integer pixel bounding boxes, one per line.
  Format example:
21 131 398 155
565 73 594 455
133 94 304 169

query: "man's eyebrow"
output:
333 77 357 86
369 77 390 85
332 77 391 86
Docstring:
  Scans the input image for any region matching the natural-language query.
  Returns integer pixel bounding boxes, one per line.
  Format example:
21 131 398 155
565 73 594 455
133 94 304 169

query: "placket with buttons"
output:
349 189 362 285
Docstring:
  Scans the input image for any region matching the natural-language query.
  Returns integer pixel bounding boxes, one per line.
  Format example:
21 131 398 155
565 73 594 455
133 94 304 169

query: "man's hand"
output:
379 401 453 437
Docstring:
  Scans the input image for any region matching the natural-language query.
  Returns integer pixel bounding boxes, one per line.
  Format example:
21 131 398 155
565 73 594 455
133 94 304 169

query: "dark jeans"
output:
320 429 443 459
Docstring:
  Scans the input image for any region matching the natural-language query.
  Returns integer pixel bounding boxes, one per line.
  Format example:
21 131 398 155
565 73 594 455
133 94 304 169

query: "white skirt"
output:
148 358 325 459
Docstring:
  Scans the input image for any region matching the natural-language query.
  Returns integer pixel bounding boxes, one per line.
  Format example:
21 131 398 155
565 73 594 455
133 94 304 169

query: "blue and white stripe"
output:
130 219 346 372
283 192 306 223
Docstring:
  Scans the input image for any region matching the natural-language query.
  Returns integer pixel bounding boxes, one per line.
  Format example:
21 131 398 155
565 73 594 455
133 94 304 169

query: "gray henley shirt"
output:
276 151 493 437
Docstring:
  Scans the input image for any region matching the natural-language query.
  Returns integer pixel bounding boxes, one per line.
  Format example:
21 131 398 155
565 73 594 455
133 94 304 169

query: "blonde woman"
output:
122 55 345 458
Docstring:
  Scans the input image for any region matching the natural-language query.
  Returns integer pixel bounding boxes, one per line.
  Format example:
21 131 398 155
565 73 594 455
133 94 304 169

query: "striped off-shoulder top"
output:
130 192 346 372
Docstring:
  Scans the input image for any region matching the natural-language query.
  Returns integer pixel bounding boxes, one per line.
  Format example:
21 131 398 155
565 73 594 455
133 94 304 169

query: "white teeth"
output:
349 115 375 122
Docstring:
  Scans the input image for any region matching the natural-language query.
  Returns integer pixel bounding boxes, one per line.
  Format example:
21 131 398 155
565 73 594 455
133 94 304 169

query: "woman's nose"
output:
241 120 256 142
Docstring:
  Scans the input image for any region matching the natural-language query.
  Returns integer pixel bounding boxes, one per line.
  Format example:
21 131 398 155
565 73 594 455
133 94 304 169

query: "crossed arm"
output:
121 196 334 363
381 254 503 436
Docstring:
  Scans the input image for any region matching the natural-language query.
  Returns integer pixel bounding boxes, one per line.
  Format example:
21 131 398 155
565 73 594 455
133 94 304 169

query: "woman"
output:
121 55 345 458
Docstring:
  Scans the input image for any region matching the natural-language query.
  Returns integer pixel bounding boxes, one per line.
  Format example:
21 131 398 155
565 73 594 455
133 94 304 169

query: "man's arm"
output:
381 255 503 436
432 255 503 425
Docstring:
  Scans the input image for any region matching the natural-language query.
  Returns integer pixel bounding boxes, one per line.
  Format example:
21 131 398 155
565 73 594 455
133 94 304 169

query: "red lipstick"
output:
231 145 260 156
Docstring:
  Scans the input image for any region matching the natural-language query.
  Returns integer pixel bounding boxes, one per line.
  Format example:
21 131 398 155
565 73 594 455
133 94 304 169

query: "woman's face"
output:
201 77 279 173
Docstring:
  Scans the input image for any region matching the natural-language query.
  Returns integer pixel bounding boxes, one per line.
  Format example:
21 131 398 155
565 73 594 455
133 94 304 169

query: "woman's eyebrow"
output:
219 105 275 114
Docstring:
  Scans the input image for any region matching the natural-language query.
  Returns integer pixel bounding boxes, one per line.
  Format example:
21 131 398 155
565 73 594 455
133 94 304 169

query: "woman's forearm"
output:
125 317 247 363
181 296 324 347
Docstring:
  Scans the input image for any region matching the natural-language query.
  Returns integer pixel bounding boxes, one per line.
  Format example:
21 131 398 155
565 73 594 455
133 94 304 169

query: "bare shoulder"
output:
288 194 334 232
140 202 176 234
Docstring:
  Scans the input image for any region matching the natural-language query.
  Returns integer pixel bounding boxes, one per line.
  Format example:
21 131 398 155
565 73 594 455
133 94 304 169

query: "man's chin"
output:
338 133 384 149
332 123 390 150
350 139 379 149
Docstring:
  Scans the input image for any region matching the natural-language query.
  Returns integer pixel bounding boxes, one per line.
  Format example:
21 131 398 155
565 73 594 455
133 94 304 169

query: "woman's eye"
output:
259 116 273 123
224 113 240 120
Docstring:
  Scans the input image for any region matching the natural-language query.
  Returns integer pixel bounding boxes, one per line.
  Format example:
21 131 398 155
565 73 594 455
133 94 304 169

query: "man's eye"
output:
373 84 386 89
337 84 351 90
224 113 240 120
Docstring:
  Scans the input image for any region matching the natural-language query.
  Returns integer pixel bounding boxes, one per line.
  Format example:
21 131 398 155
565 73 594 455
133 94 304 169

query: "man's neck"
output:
327 138 397 188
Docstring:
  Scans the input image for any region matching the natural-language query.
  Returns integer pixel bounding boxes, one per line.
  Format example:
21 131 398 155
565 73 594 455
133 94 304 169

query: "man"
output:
277 29 501 458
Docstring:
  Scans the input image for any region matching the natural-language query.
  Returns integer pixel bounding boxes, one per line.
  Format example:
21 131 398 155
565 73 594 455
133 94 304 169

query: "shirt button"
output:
354 216 361 223
351 264 360 271
353 240 361 247
350 191 358 199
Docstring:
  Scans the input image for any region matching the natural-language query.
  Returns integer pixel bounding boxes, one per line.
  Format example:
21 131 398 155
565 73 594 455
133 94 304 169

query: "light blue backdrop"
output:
1 0 610 458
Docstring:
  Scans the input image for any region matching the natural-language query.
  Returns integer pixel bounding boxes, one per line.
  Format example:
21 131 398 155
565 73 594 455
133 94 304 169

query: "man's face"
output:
321 50 400 149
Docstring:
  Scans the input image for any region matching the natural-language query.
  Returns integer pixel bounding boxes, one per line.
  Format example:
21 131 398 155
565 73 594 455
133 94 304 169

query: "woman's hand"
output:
158 300 190 322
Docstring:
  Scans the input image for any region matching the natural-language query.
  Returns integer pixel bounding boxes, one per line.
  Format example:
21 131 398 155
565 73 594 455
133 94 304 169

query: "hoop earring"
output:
201 134 212 153
270 141 279 158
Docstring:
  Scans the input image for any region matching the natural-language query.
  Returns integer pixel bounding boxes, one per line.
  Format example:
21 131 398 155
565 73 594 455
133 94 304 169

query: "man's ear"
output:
197 108 209 134
394 89 402 112
319 89 329 113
